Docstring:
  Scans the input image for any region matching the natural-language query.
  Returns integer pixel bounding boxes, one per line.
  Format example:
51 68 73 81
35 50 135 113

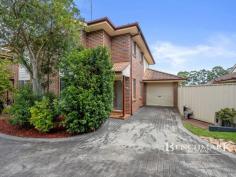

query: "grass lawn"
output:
184 122 236 143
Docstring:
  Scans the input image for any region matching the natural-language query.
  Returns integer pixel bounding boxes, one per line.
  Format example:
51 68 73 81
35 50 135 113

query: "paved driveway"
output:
0 107 236 177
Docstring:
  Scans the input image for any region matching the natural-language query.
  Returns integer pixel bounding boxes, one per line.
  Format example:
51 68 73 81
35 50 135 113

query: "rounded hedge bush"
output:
9 85 40 128
29 96 56 133
59 46 114 134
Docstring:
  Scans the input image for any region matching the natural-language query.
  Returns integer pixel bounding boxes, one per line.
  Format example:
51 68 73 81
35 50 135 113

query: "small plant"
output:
9 85 39 128
215 108 236 127
30 96 55 133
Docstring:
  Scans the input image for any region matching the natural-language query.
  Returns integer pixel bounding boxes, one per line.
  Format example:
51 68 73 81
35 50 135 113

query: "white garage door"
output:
146 83 174 107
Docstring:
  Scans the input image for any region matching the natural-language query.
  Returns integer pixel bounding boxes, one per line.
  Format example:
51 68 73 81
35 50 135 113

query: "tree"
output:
208 66 228 81
0 59 12 99
0 0 83 95
177 66 229 86
177 71 189 86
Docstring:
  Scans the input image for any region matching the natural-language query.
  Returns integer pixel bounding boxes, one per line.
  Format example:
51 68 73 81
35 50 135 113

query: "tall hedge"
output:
60 47 114 133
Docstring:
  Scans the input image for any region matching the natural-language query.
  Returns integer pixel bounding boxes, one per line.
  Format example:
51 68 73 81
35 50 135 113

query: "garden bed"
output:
183 122 236 153
0 119 71 138
184 122 236 143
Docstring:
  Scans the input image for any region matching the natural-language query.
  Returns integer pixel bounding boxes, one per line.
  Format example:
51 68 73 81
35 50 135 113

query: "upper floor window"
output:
133 41 136 57
141 52 144 64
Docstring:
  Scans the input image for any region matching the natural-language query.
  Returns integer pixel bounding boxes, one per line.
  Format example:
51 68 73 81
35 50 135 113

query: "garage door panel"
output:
146 83 174 107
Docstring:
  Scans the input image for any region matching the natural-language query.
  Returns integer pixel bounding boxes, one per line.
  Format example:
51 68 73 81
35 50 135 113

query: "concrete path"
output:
0 107 236 177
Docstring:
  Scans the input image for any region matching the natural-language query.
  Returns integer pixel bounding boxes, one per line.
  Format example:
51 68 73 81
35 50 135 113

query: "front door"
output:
114 80 123 110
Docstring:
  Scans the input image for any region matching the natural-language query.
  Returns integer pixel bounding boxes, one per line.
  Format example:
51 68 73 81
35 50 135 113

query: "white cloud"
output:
151 34 236 74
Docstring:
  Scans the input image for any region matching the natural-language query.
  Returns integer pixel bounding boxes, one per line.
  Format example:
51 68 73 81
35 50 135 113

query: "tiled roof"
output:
143 69 185 81
213 72 236 83
112 62 130 72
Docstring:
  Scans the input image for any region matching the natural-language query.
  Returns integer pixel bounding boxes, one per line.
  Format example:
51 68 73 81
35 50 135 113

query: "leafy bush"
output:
30 96 55 133
215 108 236 126
60 47 114 134
9 85 39 128
0 60 12 98
2 106 11 114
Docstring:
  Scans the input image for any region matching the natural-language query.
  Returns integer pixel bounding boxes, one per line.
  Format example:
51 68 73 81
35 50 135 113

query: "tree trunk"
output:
32 61 42 96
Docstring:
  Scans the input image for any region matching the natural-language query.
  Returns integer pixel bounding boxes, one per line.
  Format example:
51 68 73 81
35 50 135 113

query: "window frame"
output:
133 41 137 57
140 52 144 64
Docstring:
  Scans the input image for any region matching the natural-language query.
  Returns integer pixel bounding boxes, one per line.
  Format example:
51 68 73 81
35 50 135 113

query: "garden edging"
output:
0 120 109 143
178 115 236 159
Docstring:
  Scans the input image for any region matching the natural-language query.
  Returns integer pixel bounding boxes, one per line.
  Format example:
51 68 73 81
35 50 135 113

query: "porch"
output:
110 62 131 119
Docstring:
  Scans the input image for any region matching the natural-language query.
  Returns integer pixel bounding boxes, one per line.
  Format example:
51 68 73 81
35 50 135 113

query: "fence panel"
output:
178 84 236 123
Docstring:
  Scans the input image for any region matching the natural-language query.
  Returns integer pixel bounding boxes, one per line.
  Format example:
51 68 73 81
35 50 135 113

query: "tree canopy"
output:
177 66 229 86
0 0 84 95
0 59 12 99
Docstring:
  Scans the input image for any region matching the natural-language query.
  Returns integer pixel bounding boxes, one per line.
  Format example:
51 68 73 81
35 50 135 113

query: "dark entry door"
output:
114 80 123 110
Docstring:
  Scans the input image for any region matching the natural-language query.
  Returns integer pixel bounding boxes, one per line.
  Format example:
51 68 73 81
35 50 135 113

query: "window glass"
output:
18 80 29 88
141 53 144 64
60 78 65 92
133 41 136 57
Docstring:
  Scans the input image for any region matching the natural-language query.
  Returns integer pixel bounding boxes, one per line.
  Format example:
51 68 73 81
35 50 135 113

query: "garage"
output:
146 83 174 107
143 69 185 107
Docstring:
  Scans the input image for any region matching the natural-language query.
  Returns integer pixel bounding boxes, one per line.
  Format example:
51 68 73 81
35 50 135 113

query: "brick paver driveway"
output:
0 107 236 177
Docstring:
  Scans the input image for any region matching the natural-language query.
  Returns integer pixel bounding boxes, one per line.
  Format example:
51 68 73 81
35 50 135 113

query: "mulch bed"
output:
183 118 212 129
0 119 72 138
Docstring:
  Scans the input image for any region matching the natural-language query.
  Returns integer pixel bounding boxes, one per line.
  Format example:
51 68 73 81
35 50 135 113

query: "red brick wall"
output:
12 64 19 88
143 83 147 105
86 30 104 48
48 73 60 96
103 31 112 51
124 77 131 114
80 30 87 47
111 34 131 63
131 42 145 113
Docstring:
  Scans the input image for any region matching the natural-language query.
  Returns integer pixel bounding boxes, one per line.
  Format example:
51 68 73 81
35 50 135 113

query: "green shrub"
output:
215 108 236 126
2 106 11 114
9 85 39 128
0 60 12 98
60 47 114 134
29 96 55 133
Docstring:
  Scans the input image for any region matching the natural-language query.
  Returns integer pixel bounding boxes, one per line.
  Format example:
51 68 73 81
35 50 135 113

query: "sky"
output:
75 0 236 74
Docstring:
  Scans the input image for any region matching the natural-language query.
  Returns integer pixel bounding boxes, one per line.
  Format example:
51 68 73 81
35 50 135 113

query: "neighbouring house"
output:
212 64 236 84
2 17 185 118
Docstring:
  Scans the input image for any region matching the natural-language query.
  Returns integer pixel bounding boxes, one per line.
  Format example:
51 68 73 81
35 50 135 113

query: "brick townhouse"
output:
2 17 184 118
